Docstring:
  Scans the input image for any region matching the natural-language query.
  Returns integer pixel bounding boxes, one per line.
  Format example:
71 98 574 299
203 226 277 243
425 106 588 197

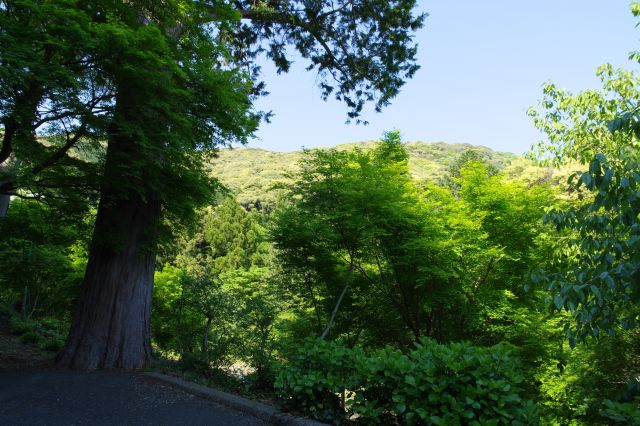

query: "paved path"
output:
0 370 269 425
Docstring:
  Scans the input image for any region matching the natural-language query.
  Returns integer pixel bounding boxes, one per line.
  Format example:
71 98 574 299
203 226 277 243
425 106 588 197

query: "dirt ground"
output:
0 318 55 370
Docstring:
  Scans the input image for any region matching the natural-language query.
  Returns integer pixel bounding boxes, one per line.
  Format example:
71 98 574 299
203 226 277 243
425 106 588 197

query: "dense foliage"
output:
525 31 640 421
276 338 538 425
0 198 90 318
2 0 640 424
1 132 637 423
529 64 640 342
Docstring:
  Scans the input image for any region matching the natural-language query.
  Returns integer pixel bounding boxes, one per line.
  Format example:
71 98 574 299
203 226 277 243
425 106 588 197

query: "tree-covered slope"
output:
209 140 521 204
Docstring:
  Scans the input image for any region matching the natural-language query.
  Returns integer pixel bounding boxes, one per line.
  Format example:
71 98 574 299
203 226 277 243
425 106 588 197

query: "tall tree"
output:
56 2 257 369
272 132 466 346
54 1 424 369
529 61 640 342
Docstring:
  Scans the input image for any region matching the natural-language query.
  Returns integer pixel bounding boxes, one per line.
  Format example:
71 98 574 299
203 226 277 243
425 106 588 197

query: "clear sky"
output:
249 1 639 154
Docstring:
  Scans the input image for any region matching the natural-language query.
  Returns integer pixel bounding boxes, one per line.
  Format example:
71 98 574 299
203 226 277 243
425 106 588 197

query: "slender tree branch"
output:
31 121 89 177
473 256 496 292
320 258 354 339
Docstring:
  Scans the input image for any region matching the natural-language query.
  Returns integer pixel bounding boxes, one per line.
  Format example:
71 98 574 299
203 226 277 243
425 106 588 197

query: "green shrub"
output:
601 398 640 424
18 331 44 345
36 317 68 341
179 352 211 376
179 348 233 377
40 337 65 352
275 338 539 425
9 315 68 351
9 316 37 336
599 379 640 424
360 339 538 425
275 339 363 422
0 302 11 318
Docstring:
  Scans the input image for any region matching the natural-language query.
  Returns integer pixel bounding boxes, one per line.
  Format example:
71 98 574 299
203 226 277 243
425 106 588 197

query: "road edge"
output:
144 372 326 426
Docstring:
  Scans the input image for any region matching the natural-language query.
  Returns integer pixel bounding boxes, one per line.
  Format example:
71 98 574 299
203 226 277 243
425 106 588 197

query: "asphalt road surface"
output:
0 370 269 425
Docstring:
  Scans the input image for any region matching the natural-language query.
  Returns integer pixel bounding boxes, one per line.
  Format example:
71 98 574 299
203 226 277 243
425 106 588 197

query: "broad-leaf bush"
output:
9 314 68 352
275 338 538 424
275 339 364 422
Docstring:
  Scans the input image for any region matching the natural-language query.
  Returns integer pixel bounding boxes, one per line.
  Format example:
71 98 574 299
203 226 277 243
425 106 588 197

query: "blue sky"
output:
250 1 639 154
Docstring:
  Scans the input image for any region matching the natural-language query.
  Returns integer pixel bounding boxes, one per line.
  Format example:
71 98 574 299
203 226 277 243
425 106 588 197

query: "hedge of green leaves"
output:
275 338 538 424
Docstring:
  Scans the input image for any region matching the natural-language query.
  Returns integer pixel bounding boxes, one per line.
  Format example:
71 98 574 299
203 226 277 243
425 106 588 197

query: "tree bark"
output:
1 76 45 167
56 132 161 370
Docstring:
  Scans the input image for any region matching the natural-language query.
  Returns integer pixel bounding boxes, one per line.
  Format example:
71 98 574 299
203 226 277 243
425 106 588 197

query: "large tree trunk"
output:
57 129 161 370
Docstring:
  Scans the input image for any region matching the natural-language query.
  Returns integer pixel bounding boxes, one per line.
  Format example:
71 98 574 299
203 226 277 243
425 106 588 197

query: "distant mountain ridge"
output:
208 140 519 205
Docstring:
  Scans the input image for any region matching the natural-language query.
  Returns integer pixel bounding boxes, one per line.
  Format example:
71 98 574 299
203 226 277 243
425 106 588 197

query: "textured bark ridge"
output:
57 137 160 370
57 192 159 369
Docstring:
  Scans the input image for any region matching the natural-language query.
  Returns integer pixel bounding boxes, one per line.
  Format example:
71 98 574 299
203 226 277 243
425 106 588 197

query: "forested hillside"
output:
210 141 525 205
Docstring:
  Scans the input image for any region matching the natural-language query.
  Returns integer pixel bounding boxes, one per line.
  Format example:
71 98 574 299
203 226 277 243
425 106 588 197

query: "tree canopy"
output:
530 62 640 343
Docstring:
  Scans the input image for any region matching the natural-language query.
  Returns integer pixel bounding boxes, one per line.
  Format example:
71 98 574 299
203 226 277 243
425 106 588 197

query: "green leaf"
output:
405 375 416 386
591 285 602 303
553 295 565 310
429 415 443 425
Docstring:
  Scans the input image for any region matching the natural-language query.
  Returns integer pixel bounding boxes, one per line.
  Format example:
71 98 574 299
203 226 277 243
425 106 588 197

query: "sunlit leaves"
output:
530 60 640 341
528 64 640 169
